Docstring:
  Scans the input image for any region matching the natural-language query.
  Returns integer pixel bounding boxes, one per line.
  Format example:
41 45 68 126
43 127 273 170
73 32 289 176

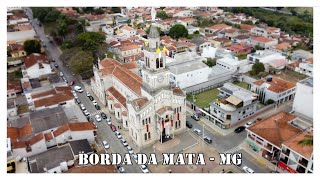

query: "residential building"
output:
209 83 258 129
246 112 304 165
22 53 53 79
278 132 313 173
113 42 142 63
7 80 22 99
226 42 253 55
250 36 278 49
7 99 18 119
189 38 211 54
292 78 313 120
250 76 296 105
121 25 137 37
211 38 233 48
297 58 313 77
247 50 286 64
204 24 231 35
291 50 313 61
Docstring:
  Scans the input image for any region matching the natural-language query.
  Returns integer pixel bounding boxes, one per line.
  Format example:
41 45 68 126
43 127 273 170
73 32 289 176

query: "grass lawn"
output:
236 54 247 60
232 81 249 89
44 22 57 35
18 104 29 115
186 88 219 108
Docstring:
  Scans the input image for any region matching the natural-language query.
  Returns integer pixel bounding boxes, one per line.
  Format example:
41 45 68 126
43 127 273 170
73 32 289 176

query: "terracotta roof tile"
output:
44 132 54 141
114 103 121 108
28 133 44 146
23 53 48 69
107 87 127 108
251 36 275 43
208 24 230 30
68 122 97 131
53 124 70 137
34 91 73 108
7 80 22 93
156 106 173 115
240 24 256 30
283 132 313 159
247 112 302 147
131 97 149 109
253 77 296 93
12 141 27 149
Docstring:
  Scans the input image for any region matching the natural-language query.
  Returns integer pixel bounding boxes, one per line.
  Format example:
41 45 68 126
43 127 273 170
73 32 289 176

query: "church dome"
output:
148 26 159 39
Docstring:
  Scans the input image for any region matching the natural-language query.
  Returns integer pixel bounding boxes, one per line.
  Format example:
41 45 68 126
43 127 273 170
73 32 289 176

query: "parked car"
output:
120 139 128 147
234 126 246 133
191 114 200 121
74 86 83 93
69 80 75 86
132 154 138 163
75 98 81 104
59 72 64 77
204 136 212 144
63 77 68 83
54 63 58 68
243 166 254 173
193 128 202 135
140 165 150 173
95 105 101 110
83 110 90 116
118 166 125 173
101 112 107 119
88 96 94 101
86 116 92 122
86 92 91 97
110 124 117 132
80 104 86 110
244 122 253 128
127 146 134 155
115 131 122 139
51 58 55 62
186 121 193 128
107 120 112 125
95 115 102 122
92 100 98 106
102 141 110 149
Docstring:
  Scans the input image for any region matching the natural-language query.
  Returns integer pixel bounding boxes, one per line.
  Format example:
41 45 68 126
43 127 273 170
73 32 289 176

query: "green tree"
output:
23 40 41 55
57 14 68 38
250 62 265 76
169 24 188 40
156 11 168 19
69 50 94 75
31 7 53 22
266 99 275 105
44 10 61 23
298 135 313 146
76 32 105 51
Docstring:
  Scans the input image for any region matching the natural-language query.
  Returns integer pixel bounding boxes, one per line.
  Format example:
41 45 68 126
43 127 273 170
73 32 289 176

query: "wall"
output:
25 63 53 79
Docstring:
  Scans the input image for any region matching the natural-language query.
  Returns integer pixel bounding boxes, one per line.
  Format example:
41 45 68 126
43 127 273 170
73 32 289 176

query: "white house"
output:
121 25 137 37
22 53 53 79
249 36 278 49
247 50 286 64
292 78 313 119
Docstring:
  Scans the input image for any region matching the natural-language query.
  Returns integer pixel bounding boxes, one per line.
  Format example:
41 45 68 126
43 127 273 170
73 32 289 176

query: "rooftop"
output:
283 132 313 159
69 139 93 155
247 112 302 147
298 78 313 87
253 77 296 93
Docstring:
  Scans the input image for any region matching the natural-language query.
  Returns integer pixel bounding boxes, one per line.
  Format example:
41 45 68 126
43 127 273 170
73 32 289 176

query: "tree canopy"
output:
76 32 105 51
23 40 41 55
156 11 168 19
169 24 188 40
68 50 94 75
250 62 265 76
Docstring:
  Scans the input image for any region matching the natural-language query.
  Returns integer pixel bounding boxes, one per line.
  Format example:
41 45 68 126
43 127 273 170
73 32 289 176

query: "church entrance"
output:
160 123 172 143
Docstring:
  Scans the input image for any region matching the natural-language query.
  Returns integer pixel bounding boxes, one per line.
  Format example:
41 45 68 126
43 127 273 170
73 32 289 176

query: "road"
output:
24 8 142 173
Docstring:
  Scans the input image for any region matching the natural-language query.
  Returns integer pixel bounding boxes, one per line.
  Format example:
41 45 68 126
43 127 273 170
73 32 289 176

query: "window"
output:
118 112 120 117
142 119 145 125
156 58 160 68
160 57 163 68
148 132 151 139
144 133 147 140
148 118 151 124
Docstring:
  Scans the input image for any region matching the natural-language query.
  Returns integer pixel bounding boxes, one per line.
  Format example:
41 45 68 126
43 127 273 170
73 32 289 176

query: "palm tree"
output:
298 135 313 146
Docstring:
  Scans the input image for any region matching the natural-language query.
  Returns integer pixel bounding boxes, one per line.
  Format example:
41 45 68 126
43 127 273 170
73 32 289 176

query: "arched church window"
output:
160 57 163 68
156 58 160 68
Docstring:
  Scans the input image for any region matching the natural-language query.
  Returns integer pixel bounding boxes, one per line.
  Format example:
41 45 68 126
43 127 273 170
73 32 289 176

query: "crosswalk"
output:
89 110 103 117
224 146 241 154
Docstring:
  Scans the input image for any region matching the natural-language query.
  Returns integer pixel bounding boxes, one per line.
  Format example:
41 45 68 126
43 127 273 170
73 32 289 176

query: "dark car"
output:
110 124 117 132
86 116 93 122
186 121 193 128
51 58 55 62
204 136 212 144
234 126 246 133
54 63 58 68
95 105 101 110
88 96 94 101
101 112 107 119
69 80 75 86
75 98 81 104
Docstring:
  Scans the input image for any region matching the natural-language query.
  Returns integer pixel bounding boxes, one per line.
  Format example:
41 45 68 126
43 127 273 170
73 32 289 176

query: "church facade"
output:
91 26 187 148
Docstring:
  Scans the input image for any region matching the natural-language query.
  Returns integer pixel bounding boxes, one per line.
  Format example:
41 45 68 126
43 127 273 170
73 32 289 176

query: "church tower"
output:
142 26 170 90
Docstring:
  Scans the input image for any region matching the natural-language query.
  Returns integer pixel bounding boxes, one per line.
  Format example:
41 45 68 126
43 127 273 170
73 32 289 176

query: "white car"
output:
120 139 128 147
102 141 110 149
243 166 254 173
86 92 91 97
59 72 64 77
83 110 90 116
118 166 125 173
140 165 150 173
80 104 86 110
95 115 102 122
193 129 202 135
106 121 112 125
92 100 98 106
72 91 78 98
127 146 134 155
131 154 138 163
115 131 122 139
74 86 83 93
244 122 253 128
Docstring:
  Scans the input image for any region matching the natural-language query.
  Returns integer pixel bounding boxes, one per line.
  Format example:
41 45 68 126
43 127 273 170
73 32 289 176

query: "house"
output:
27 144 75 173
172 9 194 17
246 112 303 166
298 58 313 77
240 24 256 31
232 35 251 43
210 83 258 129
8 43 27 58
7 29 36 45
269 43 292 56
266 27 281 38
189 38 211 54
226 42 253 55
22 53 53 79
113 42 142 63
121 25 137 37
291 50 313 61
249 76 296 105
205 24 231 35
265 59 288 73
25 85 74 111
176 17 196 27
186 25 199 35
247 50 286 64
220 28 239 39
211 38 233 48
250 36 278 49
102 25 114 35
7 99 18 119
292 78 313 120
278 132 313 173
251 26 267 37
7 80 22 99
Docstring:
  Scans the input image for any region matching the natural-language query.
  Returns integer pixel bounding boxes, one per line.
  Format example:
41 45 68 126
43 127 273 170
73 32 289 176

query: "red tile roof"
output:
251 36 274 43
28 133 44 146
208 24 230 30
107 87 127 108
283 132 313 159
7 80 22 93
23 53 48 69
254 77 296 93
68 122 97 131
247 112 302 147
